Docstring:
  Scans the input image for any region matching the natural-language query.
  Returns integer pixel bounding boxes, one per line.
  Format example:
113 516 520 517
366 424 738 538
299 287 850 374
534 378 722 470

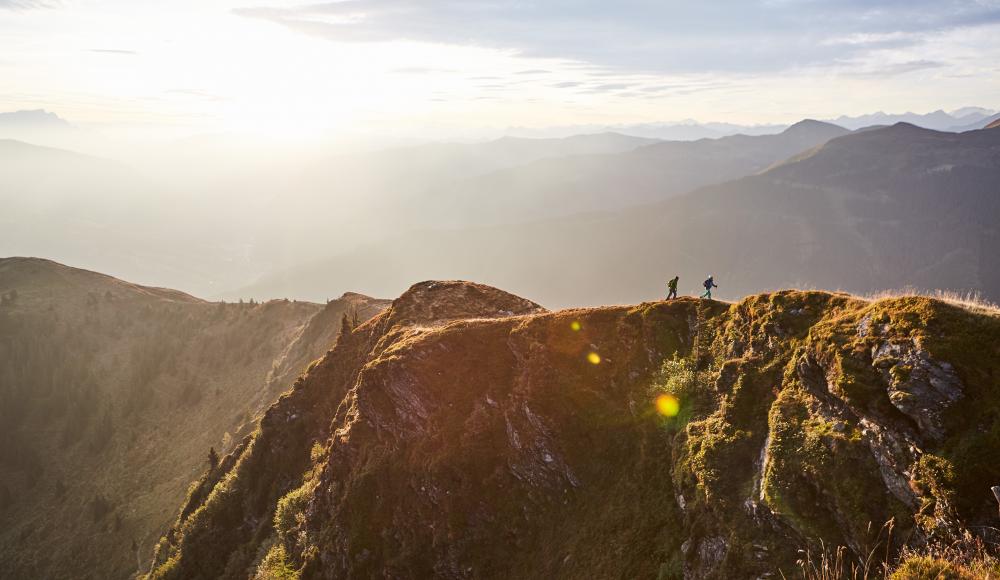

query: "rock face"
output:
146 284 1000 579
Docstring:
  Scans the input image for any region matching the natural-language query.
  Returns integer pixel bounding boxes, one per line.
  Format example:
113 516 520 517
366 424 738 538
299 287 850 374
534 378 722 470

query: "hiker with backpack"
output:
701 276 718 300
666 276 679 300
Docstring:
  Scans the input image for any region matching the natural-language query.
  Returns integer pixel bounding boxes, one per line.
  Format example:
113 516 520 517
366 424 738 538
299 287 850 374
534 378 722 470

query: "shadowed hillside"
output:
146 280 1000 579
0 258 389 579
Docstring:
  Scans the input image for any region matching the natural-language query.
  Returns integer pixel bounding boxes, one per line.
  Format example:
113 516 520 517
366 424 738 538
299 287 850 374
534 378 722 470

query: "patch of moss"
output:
761 384 908 547
911 454 959 532
889 555 974 580
683 415 757 508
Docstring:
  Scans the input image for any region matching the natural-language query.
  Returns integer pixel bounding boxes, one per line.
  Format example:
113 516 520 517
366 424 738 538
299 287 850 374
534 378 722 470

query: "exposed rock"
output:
691 536 728 578
872 339 963 441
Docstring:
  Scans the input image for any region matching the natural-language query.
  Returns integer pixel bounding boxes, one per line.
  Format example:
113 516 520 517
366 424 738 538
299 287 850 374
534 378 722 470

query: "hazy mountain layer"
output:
829 108 997 132
0 132 659 299
405 120 849 228
0 258 389 579
0 140 272 298
145 281 1000 579
240 123 1000 308
300 131 662 212
503 108 996 140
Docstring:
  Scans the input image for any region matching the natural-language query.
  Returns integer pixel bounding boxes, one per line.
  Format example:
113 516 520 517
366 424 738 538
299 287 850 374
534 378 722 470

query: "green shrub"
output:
254 544 299 580
274 484 311 542
650 353 714 428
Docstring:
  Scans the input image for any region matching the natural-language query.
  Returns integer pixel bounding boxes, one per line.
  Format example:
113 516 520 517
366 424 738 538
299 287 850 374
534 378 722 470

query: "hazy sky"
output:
2 0 999 138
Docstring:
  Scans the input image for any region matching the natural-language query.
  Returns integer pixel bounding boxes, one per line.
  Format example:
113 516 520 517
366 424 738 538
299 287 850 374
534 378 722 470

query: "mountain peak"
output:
781 119 847 136
881 121 943 135
0 109 72 128
383 280 546 328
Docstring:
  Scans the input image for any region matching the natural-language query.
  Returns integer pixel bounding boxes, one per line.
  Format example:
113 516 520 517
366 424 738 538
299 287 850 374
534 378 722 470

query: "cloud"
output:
88 49 138 55
163 89 230 103
391 66 456 74
234 0 1000 74
579 82 633 93
842 59 947 78
0 0 53 9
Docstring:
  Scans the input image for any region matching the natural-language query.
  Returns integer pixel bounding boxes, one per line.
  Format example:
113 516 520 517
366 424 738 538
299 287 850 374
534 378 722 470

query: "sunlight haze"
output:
4 3 1000 579
3 0 1000 142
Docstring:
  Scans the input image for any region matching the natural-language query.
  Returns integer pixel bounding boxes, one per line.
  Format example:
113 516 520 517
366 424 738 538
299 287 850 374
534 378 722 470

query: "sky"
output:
2 0 1000 140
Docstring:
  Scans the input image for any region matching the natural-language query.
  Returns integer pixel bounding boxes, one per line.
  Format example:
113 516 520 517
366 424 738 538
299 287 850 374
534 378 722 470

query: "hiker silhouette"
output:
701 276 718 300
667 276 679 300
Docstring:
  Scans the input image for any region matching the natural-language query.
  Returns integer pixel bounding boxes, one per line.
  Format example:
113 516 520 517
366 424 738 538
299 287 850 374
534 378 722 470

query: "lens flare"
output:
655 394 680 417
570 321 582 331
587 352 601 365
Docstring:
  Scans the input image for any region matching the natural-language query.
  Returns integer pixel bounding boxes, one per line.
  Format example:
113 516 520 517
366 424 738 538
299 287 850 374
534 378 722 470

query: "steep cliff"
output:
147 281 1000 579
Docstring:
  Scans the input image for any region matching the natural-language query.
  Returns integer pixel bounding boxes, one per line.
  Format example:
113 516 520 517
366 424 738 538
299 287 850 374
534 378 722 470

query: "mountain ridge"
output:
1 256 205 304
144 280 1000 579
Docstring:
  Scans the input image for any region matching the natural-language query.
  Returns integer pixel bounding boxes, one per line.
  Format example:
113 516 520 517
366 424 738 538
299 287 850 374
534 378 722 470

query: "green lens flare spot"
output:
655 394 680 417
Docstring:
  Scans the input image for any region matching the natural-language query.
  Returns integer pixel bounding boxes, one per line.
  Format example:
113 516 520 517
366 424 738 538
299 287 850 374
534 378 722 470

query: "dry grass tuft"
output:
784 520 897 580
861 288 1000 316
788 524 1000 580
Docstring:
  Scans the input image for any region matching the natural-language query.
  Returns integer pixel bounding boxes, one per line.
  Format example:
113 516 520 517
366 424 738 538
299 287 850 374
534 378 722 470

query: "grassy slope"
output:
0 258 388 579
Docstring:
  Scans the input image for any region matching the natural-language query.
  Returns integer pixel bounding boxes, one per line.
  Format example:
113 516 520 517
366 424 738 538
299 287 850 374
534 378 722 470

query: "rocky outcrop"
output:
146 286 1000 579
871 339 963 441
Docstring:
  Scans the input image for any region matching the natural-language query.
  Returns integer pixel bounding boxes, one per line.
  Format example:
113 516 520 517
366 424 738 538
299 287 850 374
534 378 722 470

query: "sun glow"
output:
655 394 680 417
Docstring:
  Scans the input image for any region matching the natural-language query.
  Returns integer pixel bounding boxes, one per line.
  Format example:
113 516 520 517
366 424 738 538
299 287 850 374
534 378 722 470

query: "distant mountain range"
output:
402 119 849 228
504 107 997 140
505 120 787 141
301 131 661 211
239 122 1000 308
828 108 998 132
4 106 999 307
